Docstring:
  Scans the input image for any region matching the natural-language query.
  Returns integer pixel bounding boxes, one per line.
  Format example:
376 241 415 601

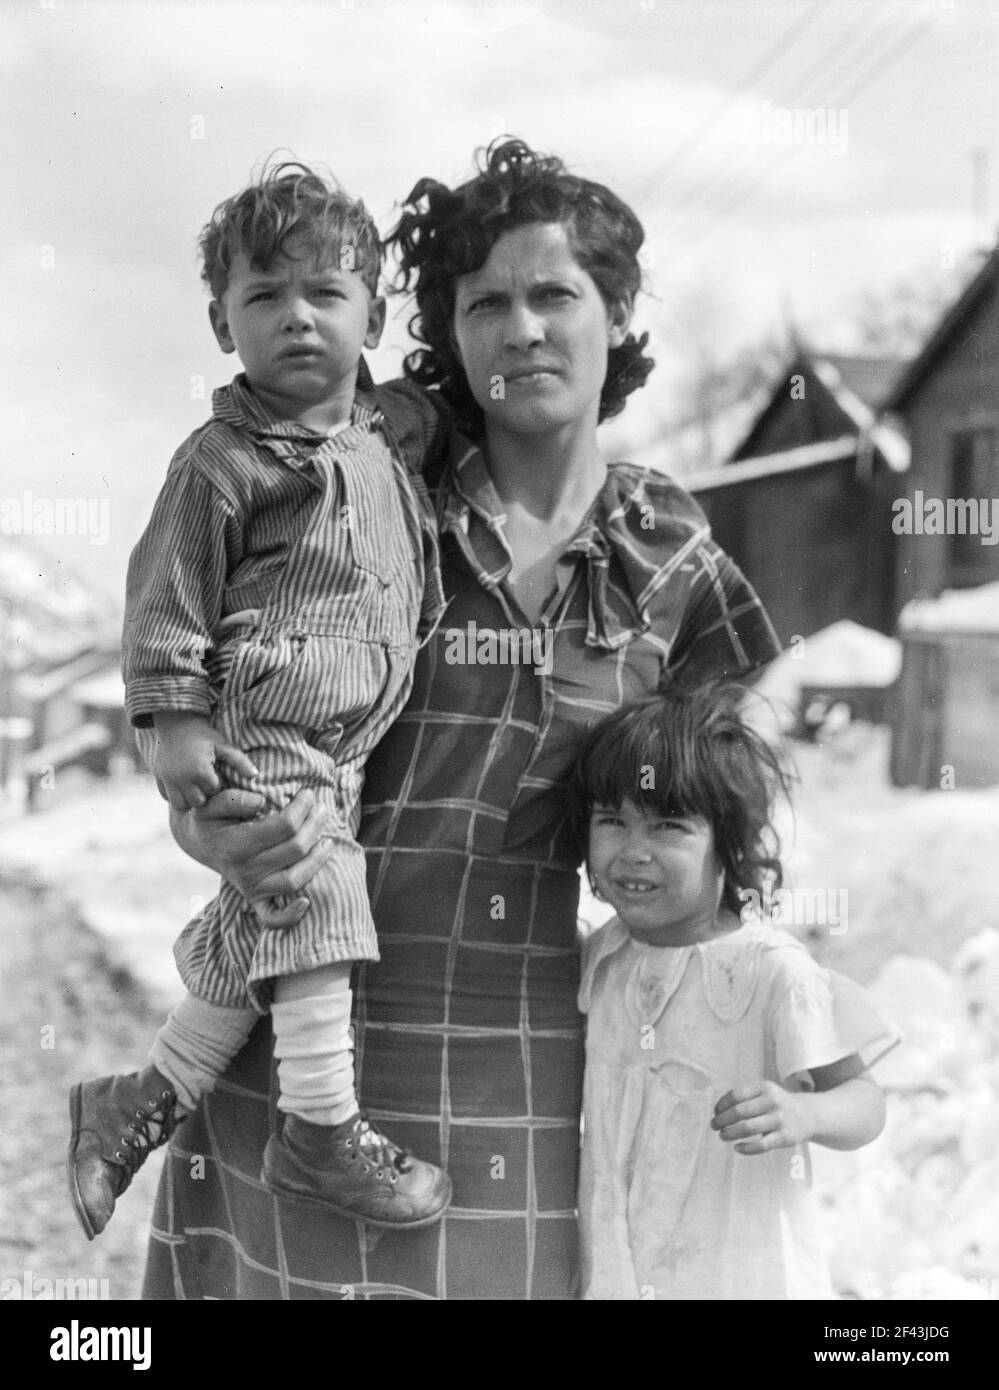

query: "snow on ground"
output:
780 726 999 983
2 726 998 1299
0 769 213 1009
0 872 168 1299
775 727 999 1300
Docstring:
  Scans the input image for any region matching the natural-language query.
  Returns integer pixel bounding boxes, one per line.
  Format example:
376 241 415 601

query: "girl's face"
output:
451 221 630 441
588 799 725 947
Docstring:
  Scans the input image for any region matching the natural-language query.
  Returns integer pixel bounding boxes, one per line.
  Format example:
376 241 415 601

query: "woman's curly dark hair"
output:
569 683 795 919
387 137 655 437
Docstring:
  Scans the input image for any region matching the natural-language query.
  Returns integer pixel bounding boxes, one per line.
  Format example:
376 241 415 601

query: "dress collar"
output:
580 917 777 1023
438 434 712 649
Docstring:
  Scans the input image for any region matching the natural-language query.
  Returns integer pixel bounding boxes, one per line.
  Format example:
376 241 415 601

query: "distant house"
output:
0 536 124 805
881 248 999 607
688 349 908 644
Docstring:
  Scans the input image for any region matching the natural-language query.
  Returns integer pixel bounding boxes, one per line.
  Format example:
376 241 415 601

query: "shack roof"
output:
727 348 908 475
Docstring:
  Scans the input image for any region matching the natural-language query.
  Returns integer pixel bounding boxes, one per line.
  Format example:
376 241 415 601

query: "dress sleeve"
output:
769 953 901 1089
666 540 781 688
122 458 239 728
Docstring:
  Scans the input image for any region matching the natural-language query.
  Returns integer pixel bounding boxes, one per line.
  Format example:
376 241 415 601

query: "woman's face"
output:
451 221 631 440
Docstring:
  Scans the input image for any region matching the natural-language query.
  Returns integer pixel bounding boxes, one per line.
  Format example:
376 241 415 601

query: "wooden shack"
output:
890 584 999 789
879 251 999 786
688 349 907 645
881 248 999 607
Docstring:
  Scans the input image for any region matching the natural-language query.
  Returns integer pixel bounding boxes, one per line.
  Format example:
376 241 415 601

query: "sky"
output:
3 0 999 604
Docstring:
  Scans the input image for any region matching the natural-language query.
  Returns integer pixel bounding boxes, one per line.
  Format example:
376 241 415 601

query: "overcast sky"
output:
4 0 999 603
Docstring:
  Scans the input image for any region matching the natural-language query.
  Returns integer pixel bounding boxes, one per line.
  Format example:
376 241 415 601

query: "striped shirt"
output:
122 363 445 728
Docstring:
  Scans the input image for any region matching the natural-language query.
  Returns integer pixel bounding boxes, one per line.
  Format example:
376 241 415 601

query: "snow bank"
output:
899 581 999 633
0 775 212 1007
753 621 901 730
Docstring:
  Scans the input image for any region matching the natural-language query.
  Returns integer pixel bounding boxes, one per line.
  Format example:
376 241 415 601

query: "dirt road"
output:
0 868 165 1301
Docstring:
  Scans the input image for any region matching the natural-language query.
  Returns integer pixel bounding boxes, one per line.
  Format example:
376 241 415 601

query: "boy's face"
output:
209 233 384 429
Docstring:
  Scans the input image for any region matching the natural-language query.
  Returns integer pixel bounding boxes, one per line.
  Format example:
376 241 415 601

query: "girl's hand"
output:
711 1082 813 1154
169 788 335 927
712 1066 886 1154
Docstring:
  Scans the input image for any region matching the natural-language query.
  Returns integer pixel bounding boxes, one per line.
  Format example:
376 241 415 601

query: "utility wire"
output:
636 0 827 201
831 10 937 109
653 5 907 248
660 10 940 273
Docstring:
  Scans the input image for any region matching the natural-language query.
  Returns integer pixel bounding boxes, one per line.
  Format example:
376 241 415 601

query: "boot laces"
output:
355 1115 414 1174
114 1090 179 1179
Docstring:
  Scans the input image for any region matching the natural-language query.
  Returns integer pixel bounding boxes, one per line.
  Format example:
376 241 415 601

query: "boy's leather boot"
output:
262 1112 452 1228
68 1065 183 1240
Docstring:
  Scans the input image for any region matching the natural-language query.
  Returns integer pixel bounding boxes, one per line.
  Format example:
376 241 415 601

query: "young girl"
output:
572 684 894 1300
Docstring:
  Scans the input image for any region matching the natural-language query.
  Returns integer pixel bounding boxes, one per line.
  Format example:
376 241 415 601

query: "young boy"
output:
67 162 451 1237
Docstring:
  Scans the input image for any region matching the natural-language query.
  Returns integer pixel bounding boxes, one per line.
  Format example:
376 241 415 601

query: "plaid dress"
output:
141 432 780 1300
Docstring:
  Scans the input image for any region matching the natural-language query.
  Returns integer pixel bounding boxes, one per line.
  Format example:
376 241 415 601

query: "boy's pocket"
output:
341 466 414 586
223 634 310 715
346 519 412 586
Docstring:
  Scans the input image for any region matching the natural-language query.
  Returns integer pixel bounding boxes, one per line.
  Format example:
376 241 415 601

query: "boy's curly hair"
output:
199 159 382 299
387 137 655 437
570 683 794 919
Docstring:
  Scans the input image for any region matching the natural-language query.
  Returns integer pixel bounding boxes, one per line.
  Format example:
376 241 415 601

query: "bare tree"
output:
851 252 983 358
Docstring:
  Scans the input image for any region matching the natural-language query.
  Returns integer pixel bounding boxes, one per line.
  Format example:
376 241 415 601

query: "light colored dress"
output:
578 919 894 1300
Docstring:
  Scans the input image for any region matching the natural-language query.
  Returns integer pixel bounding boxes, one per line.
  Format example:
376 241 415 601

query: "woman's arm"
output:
712 1054 886 1154
170 787 335 927
371 377 451 475
668 540 782 688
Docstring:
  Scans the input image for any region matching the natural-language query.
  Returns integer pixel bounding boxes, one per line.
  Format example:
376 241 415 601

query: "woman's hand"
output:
169 787 335 927
711 1082 814 1154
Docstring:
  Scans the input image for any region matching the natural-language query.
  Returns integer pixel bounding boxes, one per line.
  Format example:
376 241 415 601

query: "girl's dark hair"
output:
387 137 655 437
570 684 793 917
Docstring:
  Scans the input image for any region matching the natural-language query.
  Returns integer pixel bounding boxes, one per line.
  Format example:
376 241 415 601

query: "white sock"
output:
149 994 258 1114
270 987 357 1127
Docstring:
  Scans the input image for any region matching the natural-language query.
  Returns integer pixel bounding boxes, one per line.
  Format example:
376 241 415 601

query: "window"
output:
948 428 998 580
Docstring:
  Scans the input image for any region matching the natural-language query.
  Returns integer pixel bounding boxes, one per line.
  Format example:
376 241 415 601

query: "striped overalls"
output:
173 409 428 1012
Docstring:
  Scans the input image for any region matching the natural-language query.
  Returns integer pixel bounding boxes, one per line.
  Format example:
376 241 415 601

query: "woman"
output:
140 139 780 1299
